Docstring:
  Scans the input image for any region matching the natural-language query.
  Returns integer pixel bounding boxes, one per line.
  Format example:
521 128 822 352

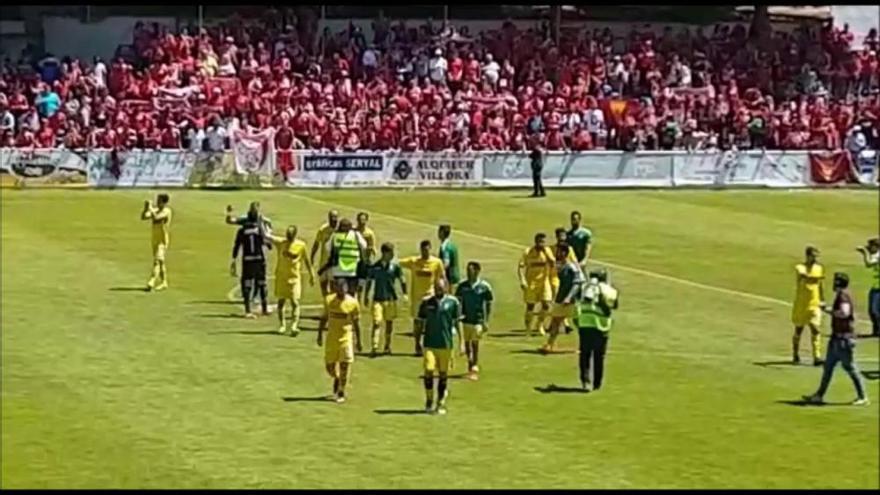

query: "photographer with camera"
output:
574 268 620 392
856 238 880 336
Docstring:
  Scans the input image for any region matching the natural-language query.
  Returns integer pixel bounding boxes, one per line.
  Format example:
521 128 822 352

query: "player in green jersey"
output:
566 210 593 270
419 278 461 415
438 224 461 286
365 242 407 355
455 261 494 380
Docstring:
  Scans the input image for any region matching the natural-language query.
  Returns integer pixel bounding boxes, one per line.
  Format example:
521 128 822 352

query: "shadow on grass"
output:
187 300 238 305
374 409 428 415
753 360 803 368
775 399 853 407
864 370 879 380
855 333 879 340
487 332 531 339
282 396 332 403
416 373 469 380
109 286 149 292
209 330 282 336
510 349 576 356
534 384 587 394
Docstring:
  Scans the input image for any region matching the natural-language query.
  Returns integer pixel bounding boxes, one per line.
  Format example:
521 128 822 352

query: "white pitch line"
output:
287 193 793 308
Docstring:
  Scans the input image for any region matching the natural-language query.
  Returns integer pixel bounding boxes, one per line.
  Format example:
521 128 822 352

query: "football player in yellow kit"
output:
141 193 172 291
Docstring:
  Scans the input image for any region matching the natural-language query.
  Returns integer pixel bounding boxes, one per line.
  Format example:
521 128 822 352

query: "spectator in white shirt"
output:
1 109 14 132
187 125 206 152
482 53 500 86
429 48 448 84
92 56 107 89
362 45 379 79
206 121 228 151
584 106 606 141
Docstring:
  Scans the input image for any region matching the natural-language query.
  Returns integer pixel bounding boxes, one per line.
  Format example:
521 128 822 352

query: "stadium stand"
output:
0 11 878 152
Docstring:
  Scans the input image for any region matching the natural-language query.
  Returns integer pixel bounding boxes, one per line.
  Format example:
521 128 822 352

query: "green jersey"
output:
555 261 585 304
566 226 593 263
439 239 461 284
369 260 403 302
419 295 460 349
455 278 494 325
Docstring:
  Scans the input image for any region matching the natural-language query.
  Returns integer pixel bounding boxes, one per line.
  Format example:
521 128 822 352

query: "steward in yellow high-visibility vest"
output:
319 218 367 293
575 268 619 391
858 237 880 336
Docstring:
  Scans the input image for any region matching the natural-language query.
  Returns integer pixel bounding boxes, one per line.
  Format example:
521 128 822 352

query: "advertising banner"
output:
291 153 386 187
88 150 196 187
0 148 89 188
385 152 483 186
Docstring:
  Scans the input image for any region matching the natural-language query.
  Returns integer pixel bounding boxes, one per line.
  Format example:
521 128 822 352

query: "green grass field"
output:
2 188 879 489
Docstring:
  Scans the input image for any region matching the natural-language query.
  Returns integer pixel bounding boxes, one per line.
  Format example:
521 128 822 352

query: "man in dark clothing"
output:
803 272 870 406
575 269 620 391
231 210 271 318
530 143 546 197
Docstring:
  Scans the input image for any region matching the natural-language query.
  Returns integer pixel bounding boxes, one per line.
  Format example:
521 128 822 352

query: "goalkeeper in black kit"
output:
231 210 272 318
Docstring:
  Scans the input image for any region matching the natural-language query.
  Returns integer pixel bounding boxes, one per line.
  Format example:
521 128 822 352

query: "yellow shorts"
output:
152 242 167 262
551 302 575 319
463 323 484 342
792 307 822 328
372 301 398 323
324 339 354 364
410 297 426 319
424 348 452 374
275 278 302 302
523 282 552 305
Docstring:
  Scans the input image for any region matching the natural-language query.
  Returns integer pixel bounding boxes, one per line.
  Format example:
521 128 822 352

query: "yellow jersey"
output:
323 294 360 344
519 246 555 286
400 255 445 299
313 223 337 267
149 206 172 246
358 226 377 259
272 237 310 282
793 262 824 309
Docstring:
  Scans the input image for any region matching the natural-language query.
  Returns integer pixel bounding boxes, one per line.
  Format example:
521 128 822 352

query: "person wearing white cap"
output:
429 48 447 84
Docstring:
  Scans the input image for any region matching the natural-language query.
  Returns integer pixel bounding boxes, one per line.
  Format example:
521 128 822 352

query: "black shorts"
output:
241 260 267 282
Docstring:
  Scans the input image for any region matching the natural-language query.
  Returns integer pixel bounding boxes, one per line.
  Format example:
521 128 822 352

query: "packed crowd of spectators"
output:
1 8 879 154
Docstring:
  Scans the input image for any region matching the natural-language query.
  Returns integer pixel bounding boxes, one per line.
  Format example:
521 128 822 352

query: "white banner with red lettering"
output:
231 129 276 176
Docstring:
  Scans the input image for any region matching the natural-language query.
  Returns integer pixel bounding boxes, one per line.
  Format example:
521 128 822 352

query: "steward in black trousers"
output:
575 269 619 391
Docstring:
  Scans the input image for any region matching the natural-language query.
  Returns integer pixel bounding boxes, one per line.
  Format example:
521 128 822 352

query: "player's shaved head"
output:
328 210 339 227
333 277 348 295
434 277 448 296
286 225 298 241
534 233 546 247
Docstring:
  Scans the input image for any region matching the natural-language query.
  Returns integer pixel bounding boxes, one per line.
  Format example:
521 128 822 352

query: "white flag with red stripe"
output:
231 128 276 175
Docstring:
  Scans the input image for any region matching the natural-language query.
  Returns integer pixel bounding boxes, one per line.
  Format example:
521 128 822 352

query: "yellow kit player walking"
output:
355 212 377 304
400 240 446 356
269 225 315 336
792 246 826 366
141 193 172 291
310 209 339 296
518 233 554 336
317 278 361 403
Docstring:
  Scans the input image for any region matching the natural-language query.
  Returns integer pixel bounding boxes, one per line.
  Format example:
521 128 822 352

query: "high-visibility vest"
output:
576 282 618 332
331 231 361 273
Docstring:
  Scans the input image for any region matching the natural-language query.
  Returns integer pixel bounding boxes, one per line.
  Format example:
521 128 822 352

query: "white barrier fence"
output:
1 148 877 188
